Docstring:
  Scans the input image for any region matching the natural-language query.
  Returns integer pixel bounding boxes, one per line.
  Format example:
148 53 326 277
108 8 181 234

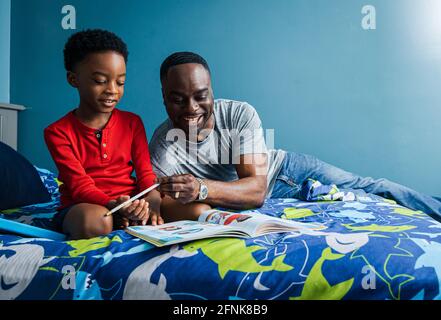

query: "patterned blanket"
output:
1 168 441 300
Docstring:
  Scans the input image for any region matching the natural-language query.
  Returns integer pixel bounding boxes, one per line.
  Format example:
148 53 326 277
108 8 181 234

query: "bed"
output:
1 167 441 300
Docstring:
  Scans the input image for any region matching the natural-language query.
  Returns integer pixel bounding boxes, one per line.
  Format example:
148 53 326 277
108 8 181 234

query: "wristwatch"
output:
196 177 208 201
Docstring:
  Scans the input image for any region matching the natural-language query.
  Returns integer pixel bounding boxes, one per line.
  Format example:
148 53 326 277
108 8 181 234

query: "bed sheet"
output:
1 169 441 300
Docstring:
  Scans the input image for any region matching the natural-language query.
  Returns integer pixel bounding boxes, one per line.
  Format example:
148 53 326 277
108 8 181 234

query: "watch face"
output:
200 185 208 200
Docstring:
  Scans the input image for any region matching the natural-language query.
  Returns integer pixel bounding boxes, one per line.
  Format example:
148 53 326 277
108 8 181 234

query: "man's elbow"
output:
236 189 265 210
252 187 266 208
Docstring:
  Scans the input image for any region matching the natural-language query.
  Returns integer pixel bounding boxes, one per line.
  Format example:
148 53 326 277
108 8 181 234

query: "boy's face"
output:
67 51 126 114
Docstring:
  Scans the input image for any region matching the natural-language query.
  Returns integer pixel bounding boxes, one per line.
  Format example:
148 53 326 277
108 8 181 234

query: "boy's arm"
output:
130 116 163 224
130 115 157 192
44 126 112 207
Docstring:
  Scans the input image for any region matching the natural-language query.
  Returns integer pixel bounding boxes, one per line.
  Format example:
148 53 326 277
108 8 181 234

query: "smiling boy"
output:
44 29 163 239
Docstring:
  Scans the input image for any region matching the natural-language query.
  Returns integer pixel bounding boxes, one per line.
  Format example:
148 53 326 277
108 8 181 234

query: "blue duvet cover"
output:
1 168 441 300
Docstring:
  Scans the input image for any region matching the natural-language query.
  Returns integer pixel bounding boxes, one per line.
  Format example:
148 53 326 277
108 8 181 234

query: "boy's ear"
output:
66 71 78 88
161 87 166 106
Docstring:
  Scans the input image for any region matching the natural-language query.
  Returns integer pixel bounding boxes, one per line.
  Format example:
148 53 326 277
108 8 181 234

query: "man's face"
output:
67 51 126 114
162 63 214 138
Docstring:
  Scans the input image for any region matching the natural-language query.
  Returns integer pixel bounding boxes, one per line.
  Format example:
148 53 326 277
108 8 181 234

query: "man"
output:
150 51 441 221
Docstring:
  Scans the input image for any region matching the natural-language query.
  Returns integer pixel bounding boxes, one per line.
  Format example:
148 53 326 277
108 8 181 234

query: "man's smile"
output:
181 113 204 125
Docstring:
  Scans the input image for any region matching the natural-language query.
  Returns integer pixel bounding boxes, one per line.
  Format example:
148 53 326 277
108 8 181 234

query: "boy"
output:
44 29 163 240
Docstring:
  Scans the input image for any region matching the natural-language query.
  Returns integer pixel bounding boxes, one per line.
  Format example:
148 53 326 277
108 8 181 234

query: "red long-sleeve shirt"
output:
44 108 156 209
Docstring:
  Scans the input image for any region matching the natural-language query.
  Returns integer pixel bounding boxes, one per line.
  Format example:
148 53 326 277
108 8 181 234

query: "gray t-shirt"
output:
149 99 286 196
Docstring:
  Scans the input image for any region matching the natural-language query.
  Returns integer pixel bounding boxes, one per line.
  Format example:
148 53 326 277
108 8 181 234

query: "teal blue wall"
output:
10 0 441 195
0 0 10 103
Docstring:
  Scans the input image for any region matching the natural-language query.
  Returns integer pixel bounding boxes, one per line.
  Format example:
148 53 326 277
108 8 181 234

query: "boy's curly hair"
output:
63 29 128 71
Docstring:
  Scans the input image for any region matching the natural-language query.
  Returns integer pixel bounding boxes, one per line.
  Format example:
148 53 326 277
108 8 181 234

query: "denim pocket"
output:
270 175 301 199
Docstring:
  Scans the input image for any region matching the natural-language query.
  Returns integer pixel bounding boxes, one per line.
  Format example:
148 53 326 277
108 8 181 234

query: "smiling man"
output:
150 51 441 221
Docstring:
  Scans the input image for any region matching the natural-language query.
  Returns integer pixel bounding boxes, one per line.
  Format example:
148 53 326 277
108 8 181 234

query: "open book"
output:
125 209 325 247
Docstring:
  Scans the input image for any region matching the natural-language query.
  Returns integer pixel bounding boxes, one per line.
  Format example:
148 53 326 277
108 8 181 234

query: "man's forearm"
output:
202 176 267 209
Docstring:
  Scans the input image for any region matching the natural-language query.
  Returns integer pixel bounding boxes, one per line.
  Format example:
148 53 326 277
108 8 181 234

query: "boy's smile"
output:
67 51 126 127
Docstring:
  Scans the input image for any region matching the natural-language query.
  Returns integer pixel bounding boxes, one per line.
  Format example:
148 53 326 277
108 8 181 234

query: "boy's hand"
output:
106 198 131 229
107 195 164 226
107 195 149 225
114 195 150 225
141 189 164 226
147 209 164 226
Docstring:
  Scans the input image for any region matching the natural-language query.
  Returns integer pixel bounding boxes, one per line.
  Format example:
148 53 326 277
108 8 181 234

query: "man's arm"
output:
158 153 268 210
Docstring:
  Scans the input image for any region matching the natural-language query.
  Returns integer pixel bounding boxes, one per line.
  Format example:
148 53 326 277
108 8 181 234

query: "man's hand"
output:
157 174 200 204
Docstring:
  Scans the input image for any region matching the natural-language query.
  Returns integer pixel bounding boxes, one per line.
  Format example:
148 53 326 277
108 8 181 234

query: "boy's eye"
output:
117 82 125 86
94 79 106 84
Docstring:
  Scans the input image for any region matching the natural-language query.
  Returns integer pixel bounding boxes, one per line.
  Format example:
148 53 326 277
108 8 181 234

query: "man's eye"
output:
196 96 208 100
172 98 184 104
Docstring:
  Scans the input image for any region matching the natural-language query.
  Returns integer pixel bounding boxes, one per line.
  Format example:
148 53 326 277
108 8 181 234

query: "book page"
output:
126 220 248 246
198 209 325 236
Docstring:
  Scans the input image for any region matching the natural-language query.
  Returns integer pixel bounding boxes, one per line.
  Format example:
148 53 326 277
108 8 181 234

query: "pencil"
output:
104 183 160 217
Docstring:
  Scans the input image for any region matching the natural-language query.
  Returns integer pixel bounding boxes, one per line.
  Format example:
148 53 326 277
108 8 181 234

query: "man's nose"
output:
184 98 198 112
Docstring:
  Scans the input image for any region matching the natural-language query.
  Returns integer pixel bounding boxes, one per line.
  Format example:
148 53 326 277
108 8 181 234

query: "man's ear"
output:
66 71 78 88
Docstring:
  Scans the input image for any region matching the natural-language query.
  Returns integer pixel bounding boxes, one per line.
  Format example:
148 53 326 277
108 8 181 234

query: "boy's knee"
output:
87 214 113 238
64 204 113 239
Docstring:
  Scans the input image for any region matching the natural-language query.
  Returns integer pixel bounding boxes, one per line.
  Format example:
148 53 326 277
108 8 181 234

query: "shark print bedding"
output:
1 168 441 300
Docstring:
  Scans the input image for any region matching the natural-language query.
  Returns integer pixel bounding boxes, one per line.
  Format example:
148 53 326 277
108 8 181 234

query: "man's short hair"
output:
160 51 210 83
63 29 129 72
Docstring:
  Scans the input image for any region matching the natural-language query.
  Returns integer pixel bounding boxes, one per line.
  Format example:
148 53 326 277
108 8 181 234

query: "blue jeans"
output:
270 152 441 219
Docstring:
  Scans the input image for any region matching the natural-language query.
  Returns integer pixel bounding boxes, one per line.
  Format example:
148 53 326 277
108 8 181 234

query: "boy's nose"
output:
105 82 119 94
